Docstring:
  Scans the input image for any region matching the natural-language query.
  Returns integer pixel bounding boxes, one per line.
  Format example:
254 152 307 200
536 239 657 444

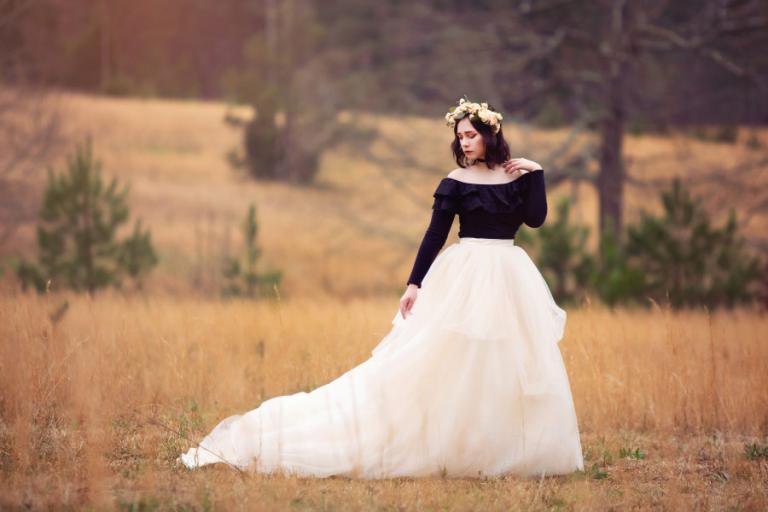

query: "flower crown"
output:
445 97 503 134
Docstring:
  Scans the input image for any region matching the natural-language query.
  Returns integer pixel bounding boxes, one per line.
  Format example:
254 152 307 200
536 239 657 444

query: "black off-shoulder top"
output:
406 168 547 288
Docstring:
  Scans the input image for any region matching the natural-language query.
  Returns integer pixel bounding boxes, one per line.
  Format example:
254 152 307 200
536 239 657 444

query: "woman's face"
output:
456 117 485 161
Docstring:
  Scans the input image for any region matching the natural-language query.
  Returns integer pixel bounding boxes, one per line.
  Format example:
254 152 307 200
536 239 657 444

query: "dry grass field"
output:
1 294 767 510
1 91 767 510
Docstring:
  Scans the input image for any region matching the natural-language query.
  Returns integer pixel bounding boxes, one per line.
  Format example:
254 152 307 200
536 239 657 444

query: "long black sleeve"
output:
406 208 455 288
522 169 547 228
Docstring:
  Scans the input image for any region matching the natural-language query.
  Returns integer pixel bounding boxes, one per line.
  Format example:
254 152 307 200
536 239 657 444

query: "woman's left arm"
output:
521 169 547 227
502 158 547 228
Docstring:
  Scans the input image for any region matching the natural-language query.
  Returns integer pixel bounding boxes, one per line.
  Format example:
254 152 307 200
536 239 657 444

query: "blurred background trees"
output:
529 178 763 309
494 0 768 248
4 0 766 228
1 0 766 307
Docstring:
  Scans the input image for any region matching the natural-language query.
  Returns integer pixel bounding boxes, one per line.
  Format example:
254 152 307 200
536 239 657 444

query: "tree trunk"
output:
597 0 629 249
597 73 625 245
99 0 111 90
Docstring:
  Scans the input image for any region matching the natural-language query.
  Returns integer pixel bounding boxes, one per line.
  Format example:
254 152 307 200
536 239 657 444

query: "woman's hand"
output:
502 158 542 175
400 284 419 319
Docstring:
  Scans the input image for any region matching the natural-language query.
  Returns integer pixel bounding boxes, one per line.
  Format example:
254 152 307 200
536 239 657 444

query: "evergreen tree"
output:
624 178 762 309
16 139 157 294
222 203 282 299
590 217 647 308
526 197 596 306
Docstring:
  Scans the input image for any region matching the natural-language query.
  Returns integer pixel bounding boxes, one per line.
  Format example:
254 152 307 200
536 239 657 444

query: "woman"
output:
179 98 584 479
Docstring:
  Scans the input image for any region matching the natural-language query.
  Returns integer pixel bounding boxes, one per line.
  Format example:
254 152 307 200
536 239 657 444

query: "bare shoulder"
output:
446 168 464 180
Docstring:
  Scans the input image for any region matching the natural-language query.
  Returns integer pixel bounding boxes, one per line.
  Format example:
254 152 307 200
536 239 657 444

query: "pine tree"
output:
525 197 597 306
16 139 157 294
625 178 762 309
222 203 282 299
590 217 647 308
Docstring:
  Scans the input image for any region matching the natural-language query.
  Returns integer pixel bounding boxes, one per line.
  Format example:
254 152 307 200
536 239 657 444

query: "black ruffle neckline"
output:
432 169 542 214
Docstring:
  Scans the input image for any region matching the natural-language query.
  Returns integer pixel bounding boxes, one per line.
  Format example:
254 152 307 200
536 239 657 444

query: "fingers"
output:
503 158 524 173
504 158 534 174
400 297 414 319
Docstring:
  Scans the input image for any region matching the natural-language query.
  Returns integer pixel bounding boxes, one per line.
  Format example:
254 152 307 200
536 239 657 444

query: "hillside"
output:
3 91 766 298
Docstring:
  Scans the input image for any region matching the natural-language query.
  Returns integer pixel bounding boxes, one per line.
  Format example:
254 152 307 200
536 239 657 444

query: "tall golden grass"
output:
1 293 766 509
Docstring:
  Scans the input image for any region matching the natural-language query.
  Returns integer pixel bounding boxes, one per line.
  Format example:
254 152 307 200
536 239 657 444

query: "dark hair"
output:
450 114 511 169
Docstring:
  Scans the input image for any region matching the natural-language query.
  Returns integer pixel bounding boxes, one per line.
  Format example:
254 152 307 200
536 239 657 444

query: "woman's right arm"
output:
400 208 455 319
406 208 456 288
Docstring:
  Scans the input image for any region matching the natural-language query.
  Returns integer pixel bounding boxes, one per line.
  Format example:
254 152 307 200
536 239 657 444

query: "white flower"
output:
445 97 503 132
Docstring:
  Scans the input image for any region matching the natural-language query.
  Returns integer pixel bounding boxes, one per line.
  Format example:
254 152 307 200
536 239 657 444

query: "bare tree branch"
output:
516 0 582 15
639 23 767 88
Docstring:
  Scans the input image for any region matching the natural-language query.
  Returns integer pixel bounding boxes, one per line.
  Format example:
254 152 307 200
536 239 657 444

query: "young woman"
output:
180 99 584 479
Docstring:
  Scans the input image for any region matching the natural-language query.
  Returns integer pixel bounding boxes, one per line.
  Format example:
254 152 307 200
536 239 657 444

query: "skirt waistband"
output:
458 237 516 246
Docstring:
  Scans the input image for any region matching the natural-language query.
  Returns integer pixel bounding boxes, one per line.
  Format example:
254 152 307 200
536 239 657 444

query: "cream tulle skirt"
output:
180 237 584 479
